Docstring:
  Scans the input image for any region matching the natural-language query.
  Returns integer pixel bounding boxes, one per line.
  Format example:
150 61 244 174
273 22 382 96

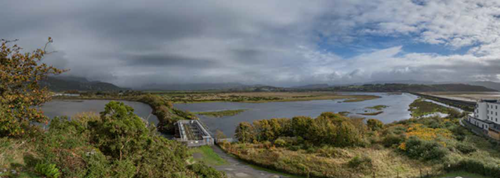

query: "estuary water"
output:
41 100 159 125
175 92 419 137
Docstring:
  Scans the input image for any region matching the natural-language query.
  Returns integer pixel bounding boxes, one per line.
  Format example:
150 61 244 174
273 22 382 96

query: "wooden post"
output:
420 169 422 178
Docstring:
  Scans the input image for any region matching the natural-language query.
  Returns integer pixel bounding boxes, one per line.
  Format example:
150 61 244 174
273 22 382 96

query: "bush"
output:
456 143 476 154
382 134 405 147
35 163 61 178
274 138 287 147
189 163 226 178
403 137 448 161
367 119 384 131
445 159 500 178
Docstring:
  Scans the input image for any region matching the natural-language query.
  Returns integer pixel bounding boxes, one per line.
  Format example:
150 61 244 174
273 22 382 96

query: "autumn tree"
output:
235 122 255 143
0 38 65 136
291 116 313 139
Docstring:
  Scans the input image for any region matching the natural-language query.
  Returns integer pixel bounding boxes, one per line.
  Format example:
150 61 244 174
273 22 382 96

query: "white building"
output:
466 99 500 140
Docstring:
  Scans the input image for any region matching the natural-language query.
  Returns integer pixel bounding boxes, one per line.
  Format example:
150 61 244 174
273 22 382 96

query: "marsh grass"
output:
358 111 384 116
158 92 380 103
366 105 388 111
195 109 247 118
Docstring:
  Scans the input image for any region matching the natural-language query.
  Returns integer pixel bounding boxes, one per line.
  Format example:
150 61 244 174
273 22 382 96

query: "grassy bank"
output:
358 111 384 116
195 109 247 117
366 105 388 110
190 146 227 166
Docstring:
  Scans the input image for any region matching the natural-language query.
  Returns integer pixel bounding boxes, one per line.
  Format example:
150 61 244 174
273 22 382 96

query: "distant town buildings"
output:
466 99 500 140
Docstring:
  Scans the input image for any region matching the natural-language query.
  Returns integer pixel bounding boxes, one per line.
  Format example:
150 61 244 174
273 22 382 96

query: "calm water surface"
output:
42 100 159 125
175 93 419 137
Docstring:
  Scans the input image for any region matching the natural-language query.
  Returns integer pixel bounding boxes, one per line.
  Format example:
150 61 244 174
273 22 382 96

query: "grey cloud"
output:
2 0 500 88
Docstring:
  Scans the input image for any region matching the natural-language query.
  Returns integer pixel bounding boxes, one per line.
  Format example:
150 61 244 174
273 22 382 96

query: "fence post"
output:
419 169 422 178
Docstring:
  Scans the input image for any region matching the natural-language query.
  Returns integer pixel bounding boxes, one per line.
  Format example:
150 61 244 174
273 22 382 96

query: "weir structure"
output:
175 120 215 147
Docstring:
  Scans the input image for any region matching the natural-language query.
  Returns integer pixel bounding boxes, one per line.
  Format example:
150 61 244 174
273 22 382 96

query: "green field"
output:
190 146 227 166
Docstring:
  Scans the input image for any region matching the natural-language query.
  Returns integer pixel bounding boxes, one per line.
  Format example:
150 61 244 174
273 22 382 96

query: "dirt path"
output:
211 146 297 178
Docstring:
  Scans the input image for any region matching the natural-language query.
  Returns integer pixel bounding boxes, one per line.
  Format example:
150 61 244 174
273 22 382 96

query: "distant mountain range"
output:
140 83 249 91
323 83 497 92
42 76 500 93
467 81 500 91
41 76 126 92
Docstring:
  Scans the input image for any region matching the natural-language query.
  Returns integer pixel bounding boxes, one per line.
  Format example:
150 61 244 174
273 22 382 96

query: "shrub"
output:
445 159 500 178
274 138 287 147
348 155 372 169
403 137 448 161
456 143 476 154
367 119 384 131
382 134 405 147
35 163 61 178
189 163 226 178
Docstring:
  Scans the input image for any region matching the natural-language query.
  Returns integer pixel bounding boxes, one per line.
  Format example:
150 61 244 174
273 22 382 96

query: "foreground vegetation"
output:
0 39 224 177
220 99 500 178
195 109 247 118
155 91 380 103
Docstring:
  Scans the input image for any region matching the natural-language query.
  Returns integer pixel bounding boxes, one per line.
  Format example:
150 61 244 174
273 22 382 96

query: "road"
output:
210 146 297 178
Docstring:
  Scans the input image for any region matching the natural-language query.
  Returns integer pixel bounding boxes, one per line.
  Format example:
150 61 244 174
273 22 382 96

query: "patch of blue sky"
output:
316 33 474 58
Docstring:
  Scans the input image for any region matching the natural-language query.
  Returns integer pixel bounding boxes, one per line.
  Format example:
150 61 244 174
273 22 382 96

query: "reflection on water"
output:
175 93 419 137
41 100 158 125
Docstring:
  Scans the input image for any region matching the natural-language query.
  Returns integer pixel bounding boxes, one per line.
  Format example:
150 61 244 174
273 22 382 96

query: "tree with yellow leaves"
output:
0 38 65 136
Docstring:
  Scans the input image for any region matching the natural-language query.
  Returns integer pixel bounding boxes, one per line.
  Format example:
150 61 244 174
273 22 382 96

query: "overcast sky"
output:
3 0 500 87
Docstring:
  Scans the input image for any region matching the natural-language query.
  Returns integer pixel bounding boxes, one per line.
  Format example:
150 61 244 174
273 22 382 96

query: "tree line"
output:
235 112 384 147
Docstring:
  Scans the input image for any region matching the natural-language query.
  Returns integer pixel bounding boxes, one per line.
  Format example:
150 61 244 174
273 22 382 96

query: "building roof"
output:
480 99 500 104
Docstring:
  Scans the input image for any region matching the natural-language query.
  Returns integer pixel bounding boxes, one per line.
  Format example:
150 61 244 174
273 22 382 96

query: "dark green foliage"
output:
382 134 405 147
189 163 227 178
291 116 313 139
35 163 61 178
111 160 135 178
450 125 468 141
445 159 500 178
21 102 224 178
139 94 196 134
456 143 476 154
367 119 384 131
93 101 150 160
403 137 448 161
